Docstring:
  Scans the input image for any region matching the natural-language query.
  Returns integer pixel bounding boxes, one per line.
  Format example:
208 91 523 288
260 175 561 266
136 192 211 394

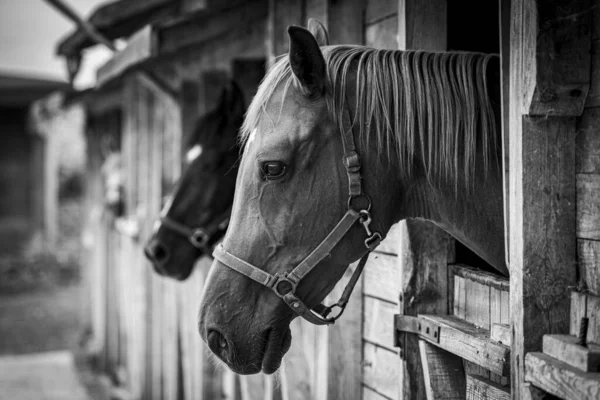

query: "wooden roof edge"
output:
56 0 175 57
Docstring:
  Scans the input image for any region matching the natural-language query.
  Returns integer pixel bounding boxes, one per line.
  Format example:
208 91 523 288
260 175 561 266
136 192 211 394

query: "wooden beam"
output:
97 26 152 86
419 341 465 400
525 352 600 400
418 315 511 376
508 2 590 399
491 324 512 347
466 374 510 400
543 334 600 372
44 0 116 51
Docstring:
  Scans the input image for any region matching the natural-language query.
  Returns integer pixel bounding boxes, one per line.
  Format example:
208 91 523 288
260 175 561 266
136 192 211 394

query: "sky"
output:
0 0 113 89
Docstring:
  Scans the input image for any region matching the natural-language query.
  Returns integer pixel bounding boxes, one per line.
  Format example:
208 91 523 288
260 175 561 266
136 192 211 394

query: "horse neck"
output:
394 164 507 274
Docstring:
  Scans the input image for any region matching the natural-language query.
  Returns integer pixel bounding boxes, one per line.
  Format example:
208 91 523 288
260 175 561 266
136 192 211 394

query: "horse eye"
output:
261 161 287 180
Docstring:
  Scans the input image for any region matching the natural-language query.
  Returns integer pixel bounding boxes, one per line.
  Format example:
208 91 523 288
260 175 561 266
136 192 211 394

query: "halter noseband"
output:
213 106 383 326
160 206 231 249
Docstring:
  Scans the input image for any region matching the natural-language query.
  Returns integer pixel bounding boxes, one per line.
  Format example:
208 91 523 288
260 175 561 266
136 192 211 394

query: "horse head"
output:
144 81 245 280
199 20 504 374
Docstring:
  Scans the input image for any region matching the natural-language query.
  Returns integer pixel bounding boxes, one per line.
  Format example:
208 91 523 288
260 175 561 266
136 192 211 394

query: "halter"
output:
160 206 232 249
213 107 383 325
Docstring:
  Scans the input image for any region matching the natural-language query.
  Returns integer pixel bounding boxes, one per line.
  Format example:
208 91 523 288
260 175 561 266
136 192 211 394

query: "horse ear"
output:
307 18 329 46
288 26 326 98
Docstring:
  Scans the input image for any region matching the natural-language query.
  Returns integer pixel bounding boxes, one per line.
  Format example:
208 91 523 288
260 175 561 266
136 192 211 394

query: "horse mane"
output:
241 45 499 189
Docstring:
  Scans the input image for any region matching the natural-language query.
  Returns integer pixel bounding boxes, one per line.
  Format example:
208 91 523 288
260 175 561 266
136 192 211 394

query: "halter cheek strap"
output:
211 106 383 325
160 206 232 249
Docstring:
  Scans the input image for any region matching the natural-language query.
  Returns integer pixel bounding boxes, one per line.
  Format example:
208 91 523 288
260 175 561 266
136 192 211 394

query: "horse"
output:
144 81 245 280
198 19 505 374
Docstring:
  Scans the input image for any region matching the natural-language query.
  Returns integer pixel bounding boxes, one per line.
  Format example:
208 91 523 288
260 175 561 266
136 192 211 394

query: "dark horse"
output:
199 20 505 374
144 81 245 280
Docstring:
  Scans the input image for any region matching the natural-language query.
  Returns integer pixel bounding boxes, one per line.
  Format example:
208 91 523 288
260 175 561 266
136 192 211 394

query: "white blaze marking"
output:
186 144 203 163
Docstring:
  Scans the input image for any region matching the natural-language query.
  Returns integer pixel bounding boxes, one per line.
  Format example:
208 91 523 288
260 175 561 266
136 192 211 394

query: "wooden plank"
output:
508 1 589 396
491 324 511 347
419 341 465 400
577 174 600 240
452 264 510 292
466 374 510 400
499 290 510 325
453 277 466 319
97 26 152 86
464 278 491 330
419 315 511 376
400 221 453 400
363 296 398 351
578 239 600 296
365 16 398 49
325 262 363 400
525 352 600 400
280 318 318 400
543 334 600 372
576 108 600 173
363 343 401 400
571 291 588 336
377 222 402 255
588 294 600 344
366 0 397 24
490 288 503 327
363 252 401 304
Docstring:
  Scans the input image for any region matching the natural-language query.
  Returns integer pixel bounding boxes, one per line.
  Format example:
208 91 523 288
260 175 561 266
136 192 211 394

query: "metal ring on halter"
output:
271 274 298 299
189 229 210 248
347 194 372 212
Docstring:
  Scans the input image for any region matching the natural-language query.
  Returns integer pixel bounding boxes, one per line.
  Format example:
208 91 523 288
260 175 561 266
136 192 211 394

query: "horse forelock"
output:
241 46 499 190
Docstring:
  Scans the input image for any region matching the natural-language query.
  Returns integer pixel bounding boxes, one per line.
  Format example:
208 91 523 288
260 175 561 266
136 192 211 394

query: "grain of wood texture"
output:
363 385 392 400
576 108 600 172
499 290 510 325
585 40 600 107
401 221 454 400
521 1 591 117
452 264 510 292
490 289 503 327
588 294 600 344
491 324 511 347
578 239 600 295
419 315 510 376
525 352 600 400
577 174 600 240
464 278 491 330
363 342 401 400
363 296 399 351
326 263 362 400
466 374 510 400
363 252 401 303
543 334 600 372
453 277 466 319
571 291 588 336
365 16 398 49
366 0 398 24
419 341 465 400
377 222 402 255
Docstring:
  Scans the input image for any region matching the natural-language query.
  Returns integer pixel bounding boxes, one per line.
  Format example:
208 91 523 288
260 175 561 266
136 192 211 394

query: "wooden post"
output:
507 1 590 399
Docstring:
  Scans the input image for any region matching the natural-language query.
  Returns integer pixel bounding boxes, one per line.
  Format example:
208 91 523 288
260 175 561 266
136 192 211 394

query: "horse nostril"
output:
145 240 170 264
207 329 229 358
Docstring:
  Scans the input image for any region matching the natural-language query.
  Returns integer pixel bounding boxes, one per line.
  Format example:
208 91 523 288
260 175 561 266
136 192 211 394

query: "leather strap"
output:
160 206 232 249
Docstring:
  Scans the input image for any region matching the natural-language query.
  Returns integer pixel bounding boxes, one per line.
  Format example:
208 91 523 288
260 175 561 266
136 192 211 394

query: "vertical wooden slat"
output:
507 2 588 398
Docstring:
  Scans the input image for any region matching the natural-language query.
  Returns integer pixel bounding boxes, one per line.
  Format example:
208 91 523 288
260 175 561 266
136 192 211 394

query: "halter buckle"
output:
365 232 383 251
190 229 209 248
344 151 361 172
271 274 298 299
